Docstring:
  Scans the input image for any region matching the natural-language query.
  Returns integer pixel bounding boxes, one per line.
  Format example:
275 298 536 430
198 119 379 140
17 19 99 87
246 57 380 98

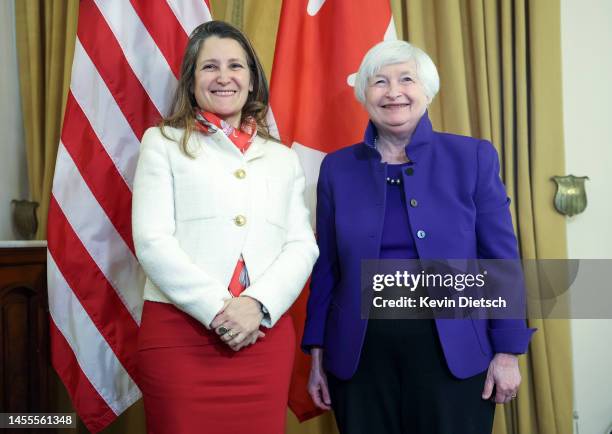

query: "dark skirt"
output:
137 301 295 434
328 319 495 434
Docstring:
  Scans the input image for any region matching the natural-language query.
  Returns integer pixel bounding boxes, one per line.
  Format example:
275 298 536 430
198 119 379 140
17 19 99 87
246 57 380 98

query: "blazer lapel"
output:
204 130 266 163
362 145 386 259
243 137 266 162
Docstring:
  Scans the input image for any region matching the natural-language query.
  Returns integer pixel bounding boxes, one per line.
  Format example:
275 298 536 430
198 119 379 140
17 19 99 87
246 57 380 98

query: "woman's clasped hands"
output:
211 296 265 351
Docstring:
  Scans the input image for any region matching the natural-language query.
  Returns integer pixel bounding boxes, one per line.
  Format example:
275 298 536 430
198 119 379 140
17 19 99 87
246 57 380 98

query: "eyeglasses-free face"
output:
193 36 253 129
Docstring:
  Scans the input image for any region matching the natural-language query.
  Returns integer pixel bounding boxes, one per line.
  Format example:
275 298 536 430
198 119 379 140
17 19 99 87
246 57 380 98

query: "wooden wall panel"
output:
0 246 49 433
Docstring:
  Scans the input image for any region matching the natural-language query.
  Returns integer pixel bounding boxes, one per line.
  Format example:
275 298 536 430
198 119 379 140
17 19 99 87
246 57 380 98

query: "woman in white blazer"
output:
132 21 318 434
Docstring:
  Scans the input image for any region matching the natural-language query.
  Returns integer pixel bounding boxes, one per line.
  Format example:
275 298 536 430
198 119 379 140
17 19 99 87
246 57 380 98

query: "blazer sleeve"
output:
241 148 319 327
474 140 536 354
132 128 230 328
301 155 338 352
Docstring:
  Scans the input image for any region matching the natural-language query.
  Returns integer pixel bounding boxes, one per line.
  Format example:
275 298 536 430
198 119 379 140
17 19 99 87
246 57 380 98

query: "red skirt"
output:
137 301 295 434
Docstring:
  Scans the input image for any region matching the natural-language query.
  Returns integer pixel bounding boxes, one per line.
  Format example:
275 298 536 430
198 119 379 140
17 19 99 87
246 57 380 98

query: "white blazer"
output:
132 125 319 328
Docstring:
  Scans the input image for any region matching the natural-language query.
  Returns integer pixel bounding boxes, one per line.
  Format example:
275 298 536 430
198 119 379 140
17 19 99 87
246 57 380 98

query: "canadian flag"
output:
269 0 396 421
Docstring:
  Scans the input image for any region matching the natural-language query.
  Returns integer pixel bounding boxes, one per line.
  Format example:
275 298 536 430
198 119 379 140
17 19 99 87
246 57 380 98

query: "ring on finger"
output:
227 330 237 339
218 326 229 335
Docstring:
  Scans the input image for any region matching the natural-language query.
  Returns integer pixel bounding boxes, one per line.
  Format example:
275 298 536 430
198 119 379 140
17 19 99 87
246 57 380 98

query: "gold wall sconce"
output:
551 175 589 217
11 199 39 240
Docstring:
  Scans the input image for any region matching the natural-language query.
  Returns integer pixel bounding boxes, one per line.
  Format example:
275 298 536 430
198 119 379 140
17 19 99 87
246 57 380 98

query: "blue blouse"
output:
380 162 419 259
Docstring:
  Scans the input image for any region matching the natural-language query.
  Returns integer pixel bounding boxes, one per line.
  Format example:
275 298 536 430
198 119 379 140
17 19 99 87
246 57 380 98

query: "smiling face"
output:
364 61 430 137
193 36 253 128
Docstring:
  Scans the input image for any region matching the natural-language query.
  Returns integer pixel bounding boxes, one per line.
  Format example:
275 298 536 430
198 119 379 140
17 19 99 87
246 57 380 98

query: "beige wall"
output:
0 0 28 240
561 0 612 433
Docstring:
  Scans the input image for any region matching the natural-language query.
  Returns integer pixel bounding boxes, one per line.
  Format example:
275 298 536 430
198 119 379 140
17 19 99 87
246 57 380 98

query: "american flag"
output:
269 0 396 421
47 1 211 432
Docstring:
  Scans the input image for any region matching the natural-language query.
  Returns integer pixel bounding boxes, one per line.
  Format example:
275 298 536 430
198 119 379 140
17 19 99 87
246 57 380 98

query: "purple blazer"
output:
302 112 536 380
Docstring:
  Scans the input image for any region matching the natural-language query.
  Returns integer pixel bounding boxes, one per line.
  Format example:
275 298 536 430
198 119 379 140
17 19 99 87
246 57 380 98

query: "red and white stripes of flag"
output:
47 1 211 432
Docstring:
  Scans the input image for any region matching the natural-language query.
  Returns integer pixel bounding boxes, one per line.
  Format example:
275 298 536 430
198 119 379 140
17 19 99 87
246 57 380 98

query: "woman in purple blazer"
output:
302 40 536 434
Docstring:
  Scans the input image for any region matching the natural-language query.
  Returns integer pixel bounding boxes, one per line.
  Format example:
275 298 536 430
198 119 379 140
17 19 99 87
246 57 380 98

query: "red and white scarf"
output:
194 110 257 154
194 110 254 296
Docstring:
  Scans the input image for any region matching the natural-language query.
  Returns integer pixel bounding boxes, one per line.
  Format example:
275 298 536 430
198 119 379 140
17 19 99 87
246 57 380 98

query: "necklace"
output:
375 136 403 185
375 136 401 185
